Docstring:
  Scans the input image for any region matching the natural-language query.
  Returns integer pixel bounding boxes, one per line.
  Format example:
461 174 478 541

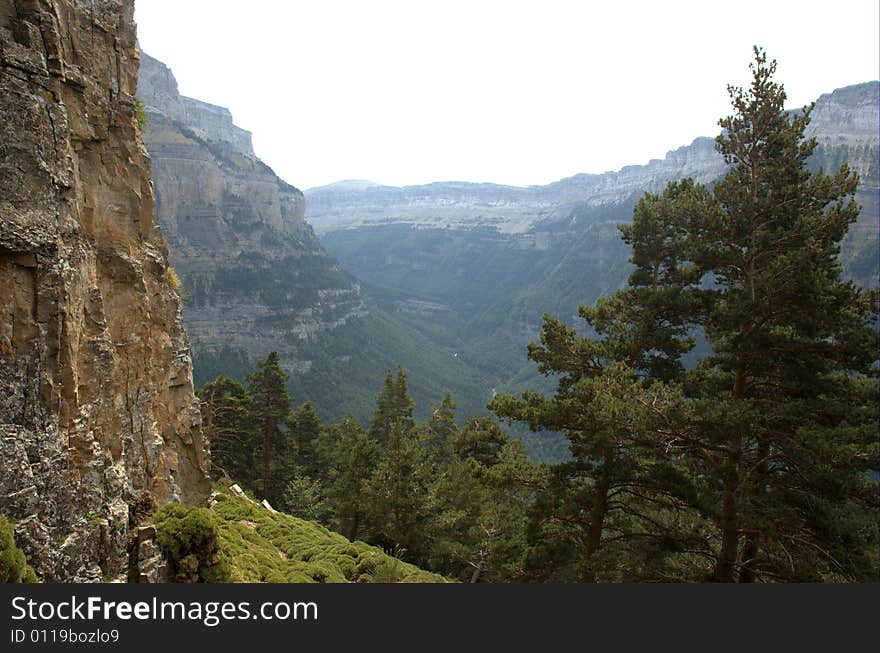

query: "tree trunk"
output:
470 558 484 584
580 450 613 583
739 438 769 583
263 417 271 499
714 471 740 582
714 367 747 582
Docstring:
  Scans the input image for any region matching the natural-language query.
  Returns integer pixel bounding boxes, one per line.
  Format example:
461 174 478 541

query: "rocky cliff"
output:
0 0 209 581
137 53 367 381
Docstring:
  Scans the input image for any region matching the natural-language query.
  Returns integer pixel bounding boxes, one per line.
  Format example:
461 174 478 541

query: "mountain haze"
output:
309 82 878 240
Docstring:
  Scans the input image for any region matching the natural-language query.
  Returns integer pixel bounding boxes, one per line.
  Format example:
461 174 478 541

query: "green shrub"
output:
280 475 332 523
0 516 36 583
153 504 230 583
135 99 148 128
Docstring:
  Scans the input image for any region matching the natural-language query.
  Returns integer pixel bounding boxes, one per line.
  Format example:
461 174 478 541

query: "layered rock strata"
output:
137 53 367 378
0 0 209 581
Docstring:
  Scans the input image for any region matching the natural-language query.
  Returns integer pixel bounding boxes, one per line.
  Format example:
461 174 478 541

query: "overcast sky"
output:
134 0 879 190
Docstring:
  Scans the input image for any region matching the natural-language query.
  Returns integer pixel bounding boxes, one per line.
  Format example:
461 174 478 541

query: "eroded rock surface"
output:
0 0 209 581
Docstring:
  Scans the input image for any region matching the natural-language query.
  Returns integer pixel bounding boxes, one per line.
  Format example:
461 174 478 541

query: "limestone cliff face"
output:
137 53 367 380
0 0 209 581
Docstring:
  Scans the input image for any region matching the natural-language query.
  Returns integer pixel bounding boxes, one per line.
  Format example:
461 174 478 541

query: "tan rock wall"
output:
0 0 209 581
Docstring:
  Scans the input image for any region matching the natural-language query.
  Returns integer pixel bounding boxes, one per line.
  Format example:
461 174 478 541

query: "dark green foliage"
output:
425 437 535 582
291 402 322 479
201 376 254 484
247 352 294 504
154 504 230 583
316 417 379 541
423 393 458 462
0 517 36 583
368 367 415 444
363 420 431 554
201 353 311 508
453 416 509 467
492 48 879 583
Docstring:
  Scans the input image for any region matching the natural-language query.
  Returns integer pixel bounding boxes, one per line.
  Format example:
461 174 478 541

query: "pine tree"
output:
492 48 879 582
452 416 509 467
320 417 379 541
426 429 536 582
368 369 396 444
423 393 458 463
200 376 254 484
368 366 415 444
392 366 415 431
363 419 430 556
292 401 322 480
489 182 709 581
669 48 879 581
246 351 293 504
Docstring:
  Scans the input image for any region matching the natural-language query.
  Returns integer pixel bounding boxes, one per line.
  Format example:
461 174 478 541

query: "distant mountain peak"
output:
309 179 382 192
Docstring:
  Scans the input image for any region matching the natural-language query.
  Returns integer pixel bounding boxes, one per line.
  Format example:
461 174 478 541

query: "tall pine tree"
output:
247 351 294 504
368 366 415 444
200 376 254 484
492 48 878 582
671 48 878 581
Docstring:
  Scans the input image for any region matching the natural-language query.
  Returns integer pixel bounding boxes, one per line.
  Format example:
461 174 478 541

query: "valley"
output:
138 62 877 461
1 0 876 588
315 81 879 433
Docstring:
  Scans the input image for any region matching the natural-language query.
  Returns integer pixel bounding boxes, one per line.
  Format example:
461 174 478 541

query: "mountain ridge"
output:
307 81 879 235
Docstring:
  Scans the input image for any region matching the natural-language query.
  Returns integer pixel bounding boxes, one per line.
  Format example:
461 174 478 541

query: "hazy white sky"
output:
135 0 879 190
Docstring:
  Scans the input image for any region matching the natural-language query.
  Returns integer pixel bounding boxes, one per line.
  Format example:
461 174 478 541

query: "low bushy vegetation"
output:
207 491 447 583
153 504 230 583
0 516 36 584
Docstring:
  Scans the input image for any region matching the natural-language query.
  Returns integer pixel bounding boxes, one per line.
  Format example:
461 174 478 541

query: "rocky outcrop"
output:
137 53 255 158
0 0 209 581
137 53 367 381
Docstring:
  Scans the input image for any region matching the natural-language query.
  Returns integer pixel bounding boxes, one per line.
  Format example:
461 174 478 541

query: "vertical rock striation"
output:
0 0 209 581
